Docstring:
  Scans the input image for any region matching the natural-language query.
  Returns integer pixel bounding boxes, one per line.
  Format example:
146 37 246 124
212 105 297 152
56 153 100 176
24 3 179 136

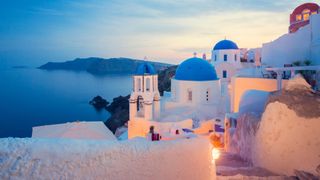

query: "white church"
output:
128 54 228 139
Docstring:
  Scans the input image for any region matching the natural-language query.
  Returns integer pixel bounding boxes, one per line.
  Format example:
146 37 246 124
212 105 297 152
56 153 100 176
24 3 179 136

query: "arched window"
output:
187 89 192 102
137 78 141 91
146 78 150 91
137 96 143 112
223 70 227 78
296 14 302 21
302 9 311 20
224 54 227 61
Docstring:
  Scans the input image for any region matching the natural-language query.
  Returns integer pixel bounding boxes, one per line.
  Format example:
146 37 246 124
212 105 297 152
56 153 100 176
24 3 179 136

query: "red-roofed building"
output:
289 3 319 33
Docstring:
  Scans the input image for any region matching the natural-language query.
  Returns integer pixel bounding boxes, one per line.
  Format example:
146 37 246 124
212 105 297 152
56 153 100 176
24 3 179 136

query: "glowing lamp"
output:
211 148 220 162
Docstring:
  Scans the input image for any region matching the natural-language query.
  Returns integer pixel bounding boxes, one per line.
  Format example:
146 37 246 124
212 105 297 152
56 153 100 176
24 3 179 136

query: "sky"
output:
0 0 317 66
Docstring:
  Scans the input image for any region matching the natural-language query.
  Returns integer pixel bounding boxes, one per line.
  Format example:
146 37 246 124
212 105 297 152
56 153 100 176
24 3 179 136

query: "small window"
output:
234 54 237 61
137 78 141 91
146 78 150 91
224 54 227 61
188 90 192 101
302 9 311 21
303 13 310 21
296 14 302 21
214 55 217 61
311 11 317 15
223 70 227 78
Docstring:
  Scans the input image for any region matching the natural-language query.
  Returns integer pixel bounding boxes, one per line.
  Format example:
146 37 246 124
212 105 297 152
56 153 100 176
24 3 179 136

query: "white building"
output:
128 58 223 139
211 39 241 83
247 48 262 66
262 12 320 67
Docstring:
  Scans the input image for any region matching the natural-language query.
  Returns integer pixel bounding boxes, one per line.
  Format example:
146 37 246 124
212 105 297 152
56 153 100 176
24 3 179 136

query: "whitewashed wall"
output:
171 79 221 105
262 14 320 67
0 137 215 180
230 77 288 112
214 62 236 82
211 49 241 67
311 14 320 62
128 117 193 138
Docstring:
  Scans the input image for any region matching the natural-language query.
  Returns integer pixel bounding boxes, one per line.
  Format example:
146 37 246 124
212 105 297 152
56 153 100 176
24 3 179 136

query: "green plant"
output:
304 60 311 66
292 61 301 66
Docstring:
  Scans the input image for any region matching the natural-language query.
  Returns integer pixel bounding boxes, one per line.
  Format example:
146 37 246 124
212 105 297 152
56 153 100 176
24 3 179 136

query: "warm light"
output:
211 148 220 162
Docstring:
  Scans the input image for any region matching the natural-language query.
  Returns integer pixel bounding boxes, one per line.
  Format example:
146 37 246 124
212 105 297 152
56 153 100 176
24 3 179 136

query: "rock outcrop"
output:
158 65 177 95
104 95 130 133
89 96 109 110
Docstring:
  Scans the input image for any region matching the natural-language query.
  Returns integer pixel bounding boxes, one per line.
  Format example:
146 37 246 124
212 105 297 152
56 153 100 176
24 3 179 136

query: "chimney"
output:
202 53 206 60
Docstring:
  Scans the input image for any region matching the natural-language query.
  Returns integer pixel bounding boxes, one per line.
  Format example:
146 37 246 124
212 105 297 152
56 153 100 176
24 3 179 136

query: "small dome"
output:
213 40 239 50
175 57 218 81
136 63 156 75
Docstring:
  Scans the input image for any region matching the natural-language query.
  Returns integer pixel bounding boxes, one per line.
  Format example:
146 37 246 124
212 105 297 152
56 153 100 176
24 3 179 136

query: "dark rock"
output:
89 96 109 110
158 65 178 96
104 95 130 133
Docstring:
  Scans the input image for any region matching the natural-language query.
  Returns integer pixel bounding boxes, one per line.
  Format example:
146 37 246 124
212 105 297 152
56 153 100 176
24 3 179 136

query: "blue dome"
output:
136 63 156 75
175 57 218 81
213 40 238 50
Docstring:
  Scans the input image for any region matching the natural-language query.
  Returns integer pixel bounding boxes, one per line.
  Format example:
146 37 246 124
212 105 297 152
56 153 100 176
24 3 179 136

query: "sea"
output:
0 68 132 138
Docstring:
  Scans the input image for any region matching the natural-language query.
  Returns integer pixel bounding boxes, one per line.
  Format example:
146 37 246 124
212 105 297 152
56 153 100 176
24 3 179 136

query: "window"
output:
214 55 217 61
206 90 209 102
223 70 227 78
224 54 227 61
146 78 150 91
302 9 311 20
188 90 192 101
234 54 237 61
296 14 302 21
311 11 317 15
303 13 310 21
137 78 141 91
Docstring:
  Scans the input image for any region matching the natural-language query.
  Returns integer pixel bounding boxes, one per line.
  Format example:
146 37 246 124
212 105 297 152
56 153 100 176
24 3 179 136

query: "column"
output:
144 102 153 121
154 98 160 120
129 99 137 121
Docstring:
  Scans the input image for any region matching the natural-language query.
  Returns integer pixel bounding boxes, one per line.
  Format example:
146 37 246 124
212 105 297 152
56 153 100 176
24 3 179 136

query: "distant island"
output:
38 57 172 75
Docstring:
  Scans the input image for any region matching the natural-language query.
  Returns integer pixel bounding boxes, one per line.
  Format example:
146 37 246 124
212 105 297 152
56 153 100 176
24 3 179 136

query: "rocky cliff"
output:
39 57 171 75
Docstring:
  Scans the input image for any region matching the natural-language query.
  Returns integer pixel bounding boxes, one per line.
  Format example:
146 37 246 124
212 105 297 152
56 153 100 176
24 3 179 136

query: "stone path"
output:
215 152 295 180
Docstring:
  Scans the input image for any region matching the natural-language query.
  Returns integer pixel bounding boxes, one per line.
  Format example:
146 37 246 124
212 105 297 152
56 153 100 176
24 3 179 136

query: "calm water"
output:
0 68 132 138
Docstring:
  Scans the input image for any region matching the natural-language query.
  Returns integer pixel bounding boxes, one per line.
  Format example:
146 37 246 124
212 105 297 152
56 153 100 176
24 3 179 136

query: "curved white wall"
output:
171 79 221 105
